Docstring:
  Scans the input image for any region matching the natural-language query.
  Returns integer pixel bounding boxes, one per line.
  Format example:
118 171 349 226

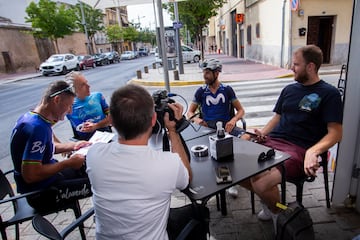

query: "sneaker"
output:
257 203 272 221
257 202 279 233
227 186 238 198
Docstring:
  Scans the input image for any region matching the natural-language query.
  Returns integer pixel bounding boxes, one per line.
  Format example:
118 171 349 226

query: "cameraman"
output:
86 84 192 239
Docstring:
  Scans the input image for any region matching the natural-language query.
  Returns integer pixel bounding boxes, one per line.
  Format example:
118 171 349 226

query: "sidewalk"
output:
128 54 343 87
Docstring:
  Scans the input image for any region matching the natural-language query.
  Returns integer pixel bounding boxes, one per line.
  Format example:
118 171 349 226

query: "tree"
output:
122 26 139 42
137 28 156 46
72 2 104 54
105 25 124 51
123 26 139 50
164 0 226 59
25 0 77 53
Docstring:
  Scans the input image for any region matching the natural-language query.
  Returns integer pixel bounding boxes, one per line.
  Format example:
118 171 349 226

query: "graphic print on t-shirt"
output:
206 93 226 105
298 93 321 112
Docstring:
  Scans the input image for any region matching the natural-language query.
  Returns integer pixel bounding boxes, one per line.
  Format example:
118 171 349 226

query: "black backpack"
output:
276 201 315 240
167 203 210 240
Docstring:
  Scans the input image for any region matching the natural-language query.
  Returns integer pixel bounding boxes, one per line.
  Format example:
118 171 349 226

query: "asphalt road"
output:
0 56 156 171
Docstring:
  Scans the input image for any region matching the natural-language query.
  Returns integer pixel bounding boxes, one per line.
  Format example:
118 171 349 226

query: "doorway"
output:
231 10 238 57
307 16 334 63
240 29 244 58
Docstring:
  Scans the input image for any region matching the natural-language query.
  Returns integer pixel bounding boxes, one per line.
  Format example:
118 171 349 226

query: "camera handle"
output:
161 125 191 162
175 116 190 133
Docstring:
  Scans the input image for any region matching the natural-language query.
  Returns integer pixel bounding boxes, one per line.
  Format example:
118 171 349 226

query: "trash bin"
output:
167 58 176 70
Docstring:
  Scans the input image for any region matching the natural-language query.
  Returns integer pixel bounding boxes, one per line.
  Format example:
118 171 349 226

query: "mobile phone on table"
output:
215 165 232 184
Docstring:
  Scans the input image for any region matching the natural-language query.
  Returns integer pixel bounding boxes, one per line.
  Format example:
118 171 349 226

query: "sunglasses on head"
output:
258 148 275 162
49 84 75 98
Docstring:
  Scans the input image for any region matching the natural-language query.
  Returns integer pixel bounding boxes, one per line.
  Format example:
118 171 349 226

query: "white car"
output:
120 51 135 60
40 54 80 76
155 45 201 64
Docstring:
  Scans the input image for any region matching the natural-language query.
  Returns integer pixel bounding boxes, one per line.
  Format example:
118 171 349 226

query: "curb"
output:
0 73 42 84
128 72 295 86
129 78 204 86
129 69 340 87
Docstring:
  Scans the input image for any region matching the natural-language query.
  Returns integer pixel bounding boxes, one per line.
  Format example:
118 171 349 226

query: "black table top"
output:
185 134 290 201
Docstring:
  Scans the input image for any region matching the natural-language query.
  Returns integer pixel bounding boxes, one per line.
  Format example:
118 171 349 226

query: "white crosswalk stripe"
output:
227 79 294 128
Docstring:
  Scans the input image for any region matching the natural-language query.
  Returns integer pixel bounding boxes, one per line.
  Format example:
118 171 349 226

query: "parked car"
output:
120 51 135 60
92 53 110 66
181 45 201 63
138 47 149 56
133 51 139 58
78 55 96 70
103 51 120 64
149 48 156 55
155 45 201 65
39 54 80 76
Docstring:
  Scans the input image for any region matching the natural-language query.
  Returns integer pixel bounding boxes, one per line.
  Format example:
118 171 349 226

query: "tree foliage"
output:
122 26 139 42
25 0 77 53
164 0 226 58
137 28 156 45
105 25 123 43
72 2 104 43
105 24 125 52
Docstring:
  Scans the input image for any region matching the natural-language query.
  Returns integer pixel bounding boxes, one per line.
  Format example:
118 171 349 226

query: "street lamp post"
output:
173 2 184 74
156 0 170 92
79 0 91 54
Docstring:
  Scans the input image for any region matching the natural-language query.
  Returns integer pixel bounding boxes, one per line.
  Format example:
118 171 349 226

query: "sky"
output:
127 3 173 30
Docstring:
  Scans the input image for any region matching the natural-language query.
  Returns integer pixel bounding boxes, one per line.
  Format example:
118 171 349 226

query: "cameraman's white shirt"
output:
86 141 189 240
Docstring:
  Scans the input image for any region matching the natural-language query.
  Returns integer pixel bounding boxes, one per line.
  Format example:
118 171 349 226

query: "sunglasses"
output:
49 84 75 98
258 148 275 162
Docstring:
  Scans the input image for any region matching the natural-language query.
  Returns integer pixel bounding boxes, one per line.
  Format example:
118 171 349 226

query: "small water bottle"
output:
216 121 225 138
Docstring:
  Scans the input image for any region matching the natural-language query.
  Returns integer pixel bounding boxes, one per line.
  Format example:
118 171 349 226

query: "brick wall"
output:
0 25 40 73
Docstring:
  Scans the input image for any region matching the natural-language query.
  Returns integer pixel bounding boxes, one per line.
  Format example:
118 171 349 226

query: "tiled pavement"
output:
3 171 360 239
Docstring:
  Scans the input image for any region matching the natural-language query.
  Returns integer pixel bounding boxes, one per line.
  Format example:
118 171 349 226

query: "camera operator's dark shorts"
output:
261 137 306 180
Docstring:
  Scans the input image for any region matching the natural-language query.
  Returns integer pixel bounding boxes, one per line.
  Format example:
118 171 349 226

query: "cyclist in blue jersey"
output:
66 71 111 140
187 58 247 137
10 80 92 211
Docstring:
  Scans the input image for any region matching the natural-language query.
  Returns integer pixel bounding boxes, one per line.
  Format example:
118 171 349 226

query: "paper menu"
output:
88 130 115 144
74 131 115 155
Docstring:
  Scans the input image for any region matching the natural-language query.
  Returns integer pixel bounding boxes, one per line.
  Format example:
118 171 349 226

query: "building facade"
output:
0 0 132 73
211 0 352 68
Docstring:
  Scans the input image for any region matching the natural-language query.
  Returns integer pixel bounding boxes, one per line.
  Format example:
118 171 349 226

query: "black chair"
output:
32 207 94 240
32 206 203 240
250 151 331 213
287 152 330 208
0 169 88 240
337 64 347 99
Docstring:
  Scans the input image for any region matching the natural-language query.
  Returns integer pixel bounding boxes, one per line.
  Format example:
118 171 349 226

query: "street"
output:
0 56 155 171
0 59 340 173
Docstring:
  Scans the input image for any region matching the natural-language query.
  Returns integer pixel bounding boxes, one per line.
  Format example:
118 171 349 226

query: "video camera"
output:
152 90 189 133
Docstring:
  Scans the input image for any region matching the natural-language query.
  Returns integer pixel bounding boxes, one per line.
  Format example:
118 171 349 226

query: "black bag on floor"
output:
167 203 210 240
275 201 315 240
